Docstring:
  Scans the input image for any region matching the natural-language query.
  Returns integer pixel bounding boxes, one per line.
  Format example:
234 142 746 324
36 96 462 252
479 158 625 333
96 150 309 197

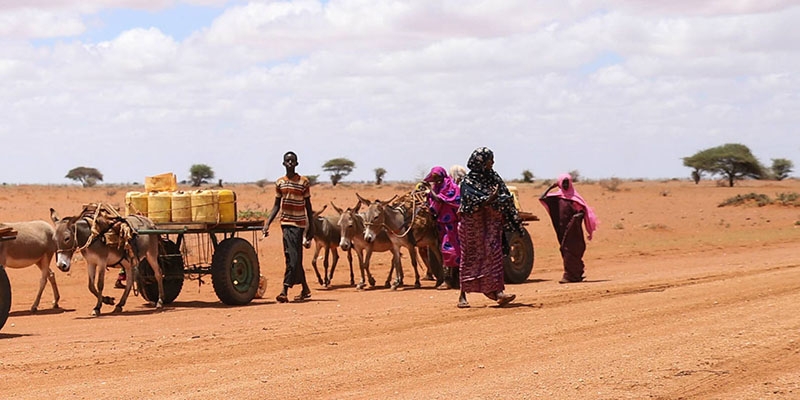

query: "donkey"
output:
332 201 401 290
356 193 444 288
390 191 445 285
357 194 423 289
50 207 166 316
0 221 60 312
308 205 354 287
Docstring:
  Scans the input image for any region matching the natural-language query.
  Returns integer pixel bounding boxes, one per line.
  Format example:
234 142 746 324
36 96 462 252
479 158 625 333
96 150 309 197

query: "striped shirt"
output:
275 174 311 228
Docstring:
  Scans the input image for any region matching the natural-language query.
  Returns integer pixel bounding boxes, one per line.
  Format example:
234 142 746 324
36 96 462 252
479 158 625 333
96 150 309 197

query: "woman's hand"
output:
487 186 499 203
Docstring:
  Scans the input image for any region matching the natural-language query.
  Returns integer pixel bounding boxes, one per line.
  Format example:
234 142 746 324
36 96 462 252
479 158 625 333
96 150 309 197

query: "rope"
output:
384 189 430 238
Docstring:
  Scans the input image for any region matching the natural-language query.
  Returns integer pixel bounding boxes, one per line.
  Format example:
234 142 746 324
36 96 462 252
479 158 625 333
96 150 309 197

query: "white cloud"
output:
1 0 799 184
0 8 85 38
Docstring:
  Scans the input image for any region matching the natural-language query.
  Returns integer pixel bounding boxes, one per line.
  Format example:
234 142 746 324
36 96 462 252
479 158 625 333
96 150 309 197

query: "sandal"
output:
293 292 311 302
457 300 470 308
275 293 289 303
496 293 516 307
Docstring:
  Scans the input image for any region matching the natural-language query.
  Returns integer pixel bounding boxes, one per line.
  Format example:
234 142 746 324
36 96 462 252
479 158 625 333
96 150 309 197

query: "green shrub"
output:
718 193 772 207
774 192 800 206
238 209 270 220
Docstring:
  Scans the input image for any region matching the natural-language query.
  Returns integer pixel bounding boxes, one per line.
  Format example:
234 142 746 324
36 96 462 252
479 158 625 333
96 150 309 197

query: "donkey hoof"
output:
156 300 164 309
113 305 123 313
414 282 421 289
91 308 101 317
102 296 116 305
30 306 38 313
356 282 365 290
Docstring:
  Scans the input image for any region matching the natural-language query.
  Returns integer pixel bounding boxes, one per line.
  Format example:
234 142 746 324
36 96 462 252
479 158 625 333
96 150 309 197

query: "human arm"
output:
540 183 558 200
262 197 281 237
303 197 315 247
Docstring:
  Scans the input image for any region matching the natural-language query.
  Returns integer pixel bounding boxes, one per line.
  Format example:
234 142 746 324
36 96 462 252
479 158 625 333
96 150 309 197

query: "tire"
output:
503 228 534 284
136 239 184 304
0 265 11 331
211 238 260 305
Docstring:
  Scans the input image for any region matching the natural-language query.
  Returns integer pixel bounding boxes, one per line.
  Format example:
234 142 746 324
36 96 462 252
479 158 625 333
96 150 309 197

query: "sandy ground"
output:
1 178 800 399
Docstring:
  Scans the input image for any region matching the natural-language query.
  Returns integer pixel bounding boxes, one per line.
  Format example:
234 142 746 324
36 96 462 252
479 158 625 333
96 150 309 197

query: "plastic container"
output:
170 191 192 223
191 190 219 223
125 191 149 216
145 172 178 192
507 185 521 211
148 191 172 223
218 189 237 223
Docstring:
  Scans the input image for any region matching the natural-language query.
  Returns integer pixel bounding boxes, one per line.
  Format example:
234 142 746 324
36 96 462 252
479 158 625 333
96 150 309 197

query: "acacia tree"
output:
568 170 580 183
521 170 534 183
322 158 355 186
682 143 764 187
65 166 103 187
189 164 215 187
374 168 387 185
770 158 794 181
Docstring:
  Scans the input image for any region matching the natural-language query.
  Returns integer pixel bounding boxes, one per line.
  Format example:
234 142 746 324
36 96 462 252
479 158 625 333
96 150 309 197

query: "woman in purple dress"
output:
457 147 524 308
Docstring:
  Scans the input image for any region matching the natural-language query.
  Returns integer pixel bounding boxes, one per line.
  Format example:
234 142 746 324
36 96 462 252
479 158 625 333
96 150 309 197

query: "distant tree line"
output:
683 143 794 187
63 146 793 189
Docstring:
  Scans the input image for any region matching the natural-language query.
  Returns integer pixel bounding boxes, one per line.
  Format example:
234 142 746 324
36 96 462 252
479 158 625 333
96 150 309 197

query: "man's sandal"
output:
293 292 311 302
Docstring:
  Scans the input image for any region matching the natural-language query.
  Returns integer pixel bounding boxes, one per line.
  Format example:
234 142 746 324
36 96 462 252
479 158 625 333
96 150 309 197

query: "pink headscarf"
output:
424 166 460 204
542 173 599 240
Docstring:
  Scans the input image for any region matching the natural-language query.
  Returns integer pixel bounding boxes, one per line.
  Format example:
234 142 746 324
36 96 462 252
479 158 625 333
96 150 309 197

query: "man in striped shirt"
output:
262 151 315 303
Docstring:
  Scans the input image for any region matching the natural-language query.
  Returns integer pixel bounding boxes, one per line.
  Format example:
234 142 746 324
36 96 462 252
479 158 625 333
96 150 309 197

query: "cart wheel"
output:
137 239 184 304
503 228 534 284
0 265 11 331
211 238 260 305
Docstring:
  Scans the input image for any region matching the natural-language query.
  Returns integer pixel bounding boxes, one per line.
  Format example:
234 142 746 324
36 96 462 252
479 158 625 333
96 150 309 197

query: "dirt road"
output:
2 180 799 399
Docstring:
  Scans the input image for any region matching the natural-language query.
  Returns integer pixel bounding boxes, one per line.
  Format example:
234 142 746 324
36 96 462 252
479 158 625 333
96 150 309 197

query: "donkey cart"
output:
136 220 264 306
0 227 17 330
502 186 538 284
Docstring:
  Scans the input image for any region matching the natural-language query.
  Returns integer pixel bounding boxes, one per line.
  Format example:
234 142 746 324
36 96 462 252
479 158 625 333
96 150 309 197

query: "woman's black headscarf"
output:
459 147 524 233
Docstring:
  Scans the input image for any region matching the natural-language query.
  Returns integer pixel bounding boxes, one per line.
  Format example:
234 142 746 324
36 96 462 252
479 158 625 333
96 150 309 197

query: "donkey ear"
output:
330 202 343 214
49 208 60 223
355 193 370 205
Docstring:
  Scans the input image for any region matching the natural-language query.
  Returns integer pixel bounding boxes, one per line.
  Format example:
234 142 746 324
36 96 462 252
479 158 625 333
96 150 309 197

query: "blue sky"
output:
1 0 798 184
83 4 224 42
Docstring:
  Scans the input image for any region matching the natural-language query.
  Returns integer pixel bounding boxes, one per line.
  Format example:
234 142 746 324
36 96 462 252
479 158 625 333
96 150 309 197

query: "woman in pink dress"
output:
424 166 461 290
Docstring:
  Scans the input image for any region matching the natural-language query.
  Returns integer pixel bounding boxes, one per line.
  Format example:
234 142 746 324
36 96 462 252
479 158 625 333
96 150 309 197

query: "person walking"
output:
423 166 461 290
456 147 524 308
539 173 598 283
262 151 315 303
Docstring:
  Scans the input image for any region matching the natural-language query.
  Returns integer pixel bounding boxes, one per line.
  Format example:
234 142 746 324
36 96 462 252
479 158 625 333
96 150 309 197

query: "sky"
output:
1 0 798 185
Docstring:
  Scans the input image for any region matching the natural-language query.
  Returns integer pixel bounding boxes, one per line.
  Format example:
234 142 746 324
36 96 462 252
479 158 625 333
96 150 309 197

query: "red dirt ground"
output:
2 179 800 399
